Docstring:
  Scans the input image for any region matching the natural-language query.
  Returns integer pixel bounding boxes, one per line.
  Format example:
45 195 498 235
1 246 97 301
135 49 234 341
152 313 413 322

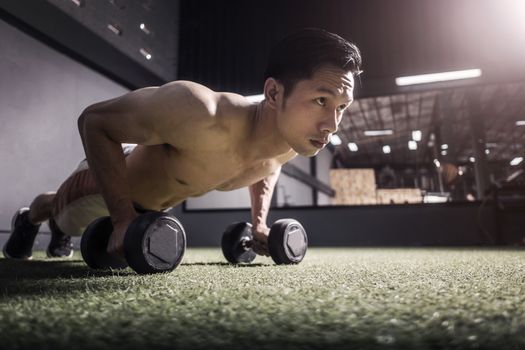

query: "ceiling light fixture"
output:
348 142 358 152
140 23 151 34
412 130 422 142
107 24 122 35
364 129 393 136
408 140 417 150
330 135 342 146
396 69 482 86
382 145 391 154
139 48 152 60
510 157 523 166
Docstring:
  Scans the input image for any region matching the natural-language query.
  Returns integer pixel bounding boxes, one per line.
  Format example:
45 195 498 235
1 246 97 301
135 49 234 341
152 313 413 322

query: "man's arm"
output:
77 81 217 256
248 166 281 255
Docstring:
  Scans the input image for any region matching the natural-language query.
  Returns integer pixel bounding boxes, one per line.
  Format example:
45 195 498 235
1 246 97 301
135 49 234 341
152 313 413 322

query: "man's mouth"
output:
310 139 326 149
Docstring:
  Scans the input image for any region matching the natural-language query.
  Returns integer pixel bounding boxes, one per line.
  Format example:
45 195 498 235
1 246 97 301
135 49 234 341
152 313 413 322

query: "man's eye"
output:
337 104 347 112
315 97 326 106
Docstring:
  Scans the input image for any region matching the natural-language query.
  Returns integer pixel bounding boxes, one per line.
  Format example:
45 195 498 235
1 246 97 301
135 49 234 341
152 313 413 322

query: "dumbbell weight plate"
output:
221 222 257 264
268 219 308 265
80 216 129 270
124 212 186 274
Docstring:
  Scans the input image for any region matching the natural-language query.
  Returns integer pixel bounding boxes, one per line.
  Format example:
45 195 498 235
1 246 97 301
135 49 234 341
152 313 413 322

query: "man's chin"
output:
295 147 320 157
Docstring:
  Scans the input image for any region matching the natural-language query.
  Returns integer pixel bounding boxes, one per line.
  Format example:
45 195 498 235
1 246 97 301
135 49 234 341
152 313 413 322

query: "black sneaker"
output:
2 207 41 260
46 218 73 258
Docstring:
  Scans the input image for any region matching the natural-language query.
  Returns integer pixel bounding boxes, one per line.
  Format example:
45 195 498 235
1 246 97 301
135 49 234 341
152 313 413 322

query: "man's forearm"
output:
78 112 136 225
249 167 281 229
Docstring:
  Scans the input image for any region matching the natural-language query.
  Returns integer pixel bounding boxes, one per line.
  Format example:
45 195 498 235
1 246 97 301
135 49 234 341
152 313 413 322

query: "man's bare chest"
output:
165 147 282 192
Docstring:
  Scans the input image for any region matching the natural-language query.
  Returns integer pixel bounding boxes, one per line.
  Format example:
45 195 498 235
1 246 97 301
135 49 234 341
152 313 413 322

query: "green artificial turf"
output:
1 248 525 350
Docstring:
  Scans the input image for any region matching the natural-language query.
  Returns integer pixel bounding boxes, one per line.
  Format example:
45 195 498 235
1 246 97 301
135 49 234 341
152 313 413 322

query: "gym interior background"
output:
1 0 525 248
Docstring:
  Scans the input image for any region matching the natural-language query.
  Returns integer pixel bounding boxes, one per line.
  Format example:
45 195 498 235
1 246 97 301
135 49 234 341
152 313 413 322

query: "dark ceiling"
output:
178 0 525 97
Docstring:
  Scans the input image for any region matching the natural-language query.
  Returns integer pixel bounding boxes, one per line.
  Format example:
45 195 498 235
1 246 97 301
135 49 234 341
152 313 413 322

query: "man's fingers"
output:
252 240 269 256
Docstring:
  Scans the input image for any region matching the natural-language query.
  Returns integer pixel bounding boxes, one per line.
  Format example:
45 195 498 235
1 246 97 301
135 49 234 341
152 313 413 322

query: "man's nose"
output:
320 111 339 134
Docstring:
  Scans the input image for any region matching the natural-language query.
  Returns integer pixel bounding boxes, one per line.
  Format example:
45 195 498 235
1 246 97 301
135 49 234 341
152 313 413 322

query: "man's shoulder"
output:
160 81 252 119
214 92 257 135
158 81 218 116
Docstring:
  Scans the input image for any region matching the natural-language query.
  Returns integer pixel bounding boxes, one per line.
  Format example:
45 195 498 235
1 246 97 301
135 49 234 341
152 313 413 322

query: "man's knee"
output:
28 192 57 223
53 194 109 236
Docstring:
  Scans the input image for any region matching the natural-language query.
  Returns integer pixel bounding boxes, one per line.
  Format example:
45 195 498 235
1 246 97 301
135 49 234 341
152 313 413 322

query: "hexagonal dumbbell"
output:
80 216 129 270
221 218 308 265
81 212 186 274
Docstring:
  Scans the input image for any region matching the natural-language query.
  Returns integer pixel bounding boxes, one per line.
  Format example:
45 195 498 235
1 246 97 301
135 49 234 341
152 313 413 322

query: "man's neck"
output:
247 100 292 161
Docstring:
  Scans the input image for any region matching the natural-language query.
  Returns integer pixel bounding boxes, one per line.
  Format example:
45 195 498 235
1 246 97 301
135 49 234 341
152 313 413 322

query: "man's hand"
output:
107 213 139 259
252 225 270 256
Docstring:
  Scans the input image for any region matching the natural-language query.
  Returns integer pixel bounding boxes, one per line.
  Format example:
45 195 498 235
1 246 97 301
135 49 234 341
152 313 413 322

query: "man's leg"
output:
28 192 56 224
2 192 56 260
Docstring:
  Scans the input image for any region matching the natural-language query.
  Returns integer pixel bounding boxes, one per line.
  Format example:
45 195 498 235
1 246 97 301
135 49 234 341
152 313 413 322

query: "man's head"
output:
263 28 362 156
264 28 362 100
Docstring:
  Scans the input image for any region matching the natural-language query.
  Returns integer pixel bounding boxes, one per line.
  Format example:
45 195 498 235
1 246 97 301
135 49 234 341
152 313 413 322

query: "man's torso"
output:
123 91 295 210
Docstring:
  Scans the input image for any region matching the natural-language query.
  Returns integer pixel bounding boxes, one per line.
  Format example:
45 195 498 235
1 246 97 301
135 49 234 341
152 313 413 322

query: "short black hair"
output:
264 28 362 98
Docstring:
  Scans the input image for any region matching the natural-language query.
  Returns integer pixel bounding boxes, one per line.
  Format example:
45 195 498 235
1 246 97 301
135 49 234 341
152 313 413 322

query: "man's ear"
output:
263 78 283 110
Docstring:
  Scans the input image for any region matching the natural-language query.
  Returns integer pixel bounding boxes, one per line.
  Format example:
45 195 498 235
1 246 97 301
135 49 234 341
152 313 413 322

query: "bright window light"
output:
408 140 417 150
348 142 358 152
516 121 525 126
382 145 391 154
510 157 523 166
330 134 342 146
245 94 264 103
396 69 482 86
412 130 422 142
441 144 448 150
423 194 449 203
364 129 393 136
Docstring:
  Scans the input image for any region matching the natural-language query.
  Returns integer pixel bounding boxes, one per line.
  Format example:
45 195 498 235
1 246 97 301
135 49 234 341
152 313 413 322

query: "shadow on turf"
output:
0 258 144 297
0 258 134 279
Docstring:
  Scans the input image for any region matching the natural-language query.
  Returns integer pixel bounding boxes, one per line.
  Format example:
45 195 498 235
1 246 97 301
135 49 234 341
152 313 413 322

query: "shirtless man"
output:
3 28 361 260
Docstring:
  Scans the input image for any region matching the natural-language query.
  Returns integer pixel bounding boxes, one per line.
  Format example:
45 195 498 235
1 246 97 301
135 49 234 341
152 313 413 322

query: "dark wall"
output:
173 202 524 247
178 0 525 97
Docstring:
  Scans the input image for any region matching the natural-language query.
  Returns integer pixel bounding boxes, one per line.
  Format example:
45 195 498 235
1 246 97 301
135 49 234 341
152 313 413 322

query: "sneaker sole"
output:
46 248 74 259
2 244 33 260
2 207 33 260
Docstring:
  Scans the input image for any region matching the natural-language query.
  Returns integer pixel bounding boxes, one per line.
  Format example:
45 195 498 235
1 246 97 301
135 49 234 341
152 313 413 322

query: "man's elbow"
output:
77 110 94 136
77 108 102 138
